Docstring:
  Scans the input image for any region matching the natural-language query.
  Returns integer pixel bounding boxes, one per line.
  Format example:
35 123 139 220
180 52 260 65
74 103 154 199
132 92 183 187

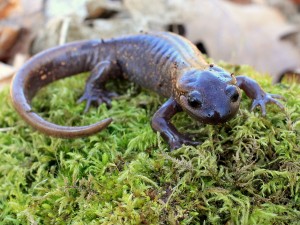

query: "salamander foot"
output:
77 89 118 113
169 136 201 151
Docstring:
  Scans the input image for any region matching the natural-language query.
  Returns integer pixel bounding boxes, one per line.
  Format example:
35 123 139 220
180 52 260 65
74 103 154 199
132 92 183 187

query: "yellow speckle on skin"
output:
41 75 47 80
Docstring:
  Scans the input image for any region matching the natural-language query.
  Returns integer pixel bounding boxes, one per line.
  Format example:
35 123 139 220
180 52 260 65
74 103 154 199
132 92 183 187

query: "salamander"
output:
11 32 284 150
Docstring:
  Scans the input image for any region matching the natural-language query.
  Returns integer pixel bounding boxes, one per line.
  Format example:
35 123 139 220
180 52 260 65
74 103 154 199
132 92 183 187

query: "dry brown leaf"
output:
125 0 300 82
0 24 20 60
0 0 20 19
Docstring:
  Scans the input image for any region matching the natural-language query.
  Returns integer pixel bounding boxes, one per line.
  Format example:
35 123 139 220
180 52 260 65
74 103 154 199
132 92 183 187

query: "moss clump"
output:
0 64 299 224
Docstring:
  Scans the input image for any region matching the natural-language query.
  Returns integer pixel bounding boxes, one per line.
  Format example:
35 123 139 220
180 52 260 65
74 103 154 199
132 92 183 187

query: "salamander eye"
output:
226 85 240 103
187 91 202 108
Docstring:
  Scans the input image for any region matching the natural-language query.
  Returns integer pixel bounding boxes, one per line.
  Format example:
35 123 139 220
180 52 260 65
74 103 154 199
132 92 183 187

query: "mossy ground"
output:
0 64 299 224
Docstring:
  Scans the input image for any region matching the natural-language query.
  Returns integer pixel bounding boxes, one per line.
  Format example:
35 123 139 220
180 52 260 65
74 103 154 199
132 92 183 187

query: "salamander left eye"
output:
226 85 240 102
187 91 202 108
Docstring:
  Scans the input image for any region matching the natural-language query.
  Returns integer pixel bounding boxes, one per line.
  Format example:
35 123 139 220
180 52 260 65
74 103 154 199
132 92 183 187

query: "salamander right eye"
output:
187 91 202 108
226 85 240 103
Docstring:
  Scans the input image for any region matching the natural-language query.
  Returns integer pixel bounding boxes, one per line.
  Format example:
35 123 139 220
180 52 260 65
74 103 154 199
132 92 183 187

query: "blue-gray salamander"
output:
11 32 284 150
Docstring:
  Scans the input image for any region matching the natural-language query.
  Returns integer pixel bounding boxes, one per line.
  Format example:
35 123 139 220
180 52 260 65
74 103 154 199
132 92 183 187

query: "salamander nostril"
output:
225 85 240 103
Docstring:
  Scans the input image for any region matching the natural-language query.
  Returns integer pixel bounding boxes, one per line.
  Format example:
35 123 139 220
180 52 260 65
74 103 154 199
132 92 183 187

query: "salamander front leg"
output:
236 76 285 116
151 98 200 151
77 60 121 112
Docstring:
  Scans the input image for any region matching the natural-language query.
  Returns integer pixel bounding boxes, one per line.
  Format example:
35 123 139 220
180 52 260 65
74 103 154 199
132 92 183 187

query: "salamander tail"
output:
10 40 112 138
11 75 113 138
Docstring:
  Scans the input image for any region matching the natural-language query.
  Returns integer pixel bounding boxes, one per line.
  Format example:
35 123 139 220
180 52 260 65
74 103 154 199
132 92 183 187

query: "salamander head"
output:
176 67 241 124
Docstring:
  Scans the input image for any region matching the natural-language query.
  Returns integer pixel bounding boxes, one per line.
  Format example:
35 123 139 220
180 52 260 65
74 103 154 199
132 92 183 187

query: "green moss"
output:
0 65 299 224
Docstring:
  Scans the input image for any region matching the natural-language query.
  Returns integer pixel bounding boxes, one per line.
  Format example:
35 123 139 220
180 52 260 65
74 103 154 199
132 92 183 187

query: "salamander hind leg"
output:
77 60 121 113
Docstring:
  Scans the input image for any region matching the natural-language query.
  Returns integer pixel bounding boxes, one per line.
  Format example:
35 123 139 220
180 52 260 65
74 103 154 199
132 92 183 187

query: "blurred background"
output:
1 0 300 90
